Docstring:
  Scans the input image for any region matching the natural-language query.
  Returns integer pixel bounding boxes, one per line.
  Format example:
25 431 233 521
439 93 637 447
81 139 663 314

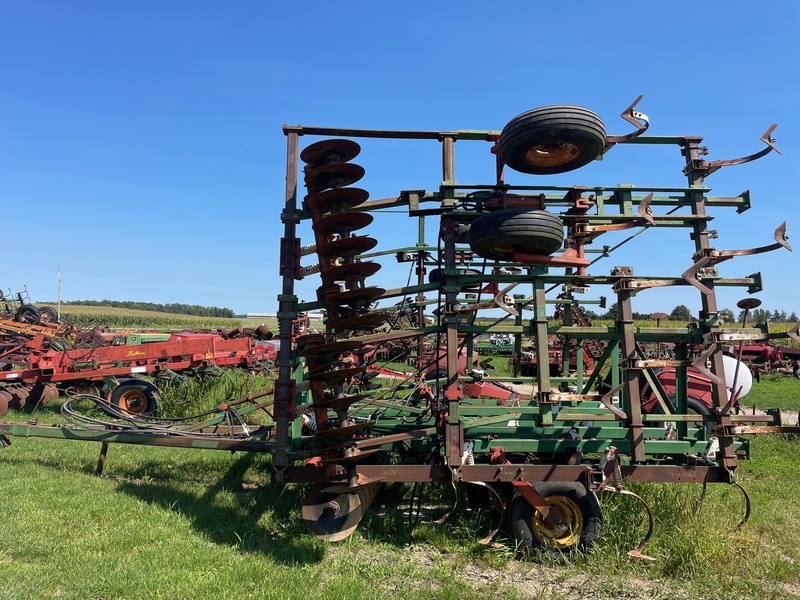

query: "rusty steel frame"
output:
273 116 794 494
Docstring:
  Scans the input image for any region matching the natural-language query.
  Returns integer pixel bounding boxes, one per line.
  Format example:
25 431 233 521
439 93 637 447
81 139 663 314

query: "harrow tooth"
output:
312 211 373 236
305 187 369 213
304 162 365 192
300 138 361 167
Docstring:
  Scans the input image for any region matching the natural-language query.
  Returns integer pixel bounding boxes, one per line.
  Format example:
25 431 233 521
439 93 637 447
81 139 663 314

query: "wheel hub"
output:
531 495 584 550
525 142 580 168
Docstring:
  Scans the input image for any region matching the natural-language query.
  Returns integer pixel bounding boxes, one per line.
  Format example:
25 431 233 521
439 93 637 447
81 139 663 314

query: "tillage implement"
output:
2 97 798 558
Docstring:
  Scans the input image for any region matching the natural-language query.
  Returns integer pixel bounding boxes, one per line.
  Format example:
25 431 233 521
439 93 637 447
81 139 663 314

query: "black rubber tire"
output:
38 306 59 323
469 209 563 261
428 267 482 284
14 305 41 324
109 379 160 416
650 394 713 435
499 105 606 175
508 482 602 556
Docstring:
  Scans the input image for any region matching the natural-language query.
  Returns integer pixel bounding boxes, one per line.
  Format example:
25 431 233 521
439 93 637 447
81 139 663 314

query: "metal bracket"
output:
453 282 520 317
689 344 724 385
513 247 591 270
577 194 655 241
603 95 650 153
684 124 781 177
683 222 791 295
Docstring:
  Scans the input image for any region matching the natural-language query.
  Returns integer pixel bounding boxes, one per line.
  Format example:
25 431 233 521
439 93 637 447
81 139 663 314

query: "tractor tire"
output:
508 482 602 556
109 378 160 416
469 209 563 261
14 305 41 324
650 393 714 435
499 105 606 175
38 306 59 323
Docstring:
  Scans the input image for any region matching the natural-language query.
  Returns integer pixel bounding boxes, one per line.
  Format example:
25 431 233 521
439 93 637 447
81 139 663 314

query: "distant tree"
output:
583 309 599 321
751 308 771 324
790 311 799 322
771 309 782 322
719 308 734 323
669 305 693 322
603 304 619 321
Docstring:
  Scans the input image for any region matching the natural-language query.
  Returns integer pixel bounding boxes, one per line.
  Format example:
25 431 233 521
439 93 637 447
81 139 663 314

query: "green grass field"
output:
0 310 797 598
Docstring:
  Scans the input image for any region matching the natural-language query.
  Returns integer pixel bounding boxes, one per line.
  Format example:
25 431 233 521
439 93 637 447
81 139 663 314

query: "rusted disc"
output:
326 286 386 309
305 187 369 213
737 298 762 310
310 393 371 411
321 448 382 466
0 390 10 415
9 385 30 409
328 312 389 331
321 262 381 284
313 212 373 236
307 365 366 383
301 338 363 358
304 163 365 192
300 139 361 166
301 483 363 542
318 236 378 260
295 332 327 351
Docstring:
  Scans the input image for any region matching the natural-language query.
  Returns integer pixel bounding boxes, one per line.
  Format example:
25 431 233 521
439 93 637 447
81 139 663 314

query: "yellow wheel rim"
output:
524 142 580 168
531 495 584 550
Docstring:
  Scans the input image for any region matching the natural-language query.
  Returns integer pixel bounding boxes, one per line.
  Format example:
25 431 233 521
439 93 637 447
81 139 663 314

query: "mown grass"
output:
0 378 797 598
0 312 797 598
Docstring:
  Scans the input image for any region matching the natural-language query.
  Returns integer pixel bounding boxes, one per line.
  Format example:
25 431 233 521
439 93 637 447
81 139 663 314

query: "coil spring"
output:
612 456 624 491
299 243 317 257
299 263 322 278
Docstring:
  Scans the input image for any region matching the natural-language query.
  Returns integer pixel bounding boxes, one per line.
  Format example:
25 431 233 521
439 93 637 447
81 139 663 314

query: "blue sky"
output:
1 1 798 317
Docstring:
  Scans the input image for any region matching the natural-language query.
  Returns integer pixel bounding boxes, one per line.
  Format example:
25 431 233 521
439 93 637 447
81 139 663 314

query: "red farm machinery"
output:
1 97 798 558
0 316 277 415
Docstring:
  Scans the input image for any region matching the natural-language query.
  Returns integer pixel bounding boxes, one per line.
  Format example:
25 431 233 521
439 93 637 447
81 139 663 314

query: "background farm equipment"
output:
0 99 798 561
0 286 59 324
0 317 277 415
731 341 800 378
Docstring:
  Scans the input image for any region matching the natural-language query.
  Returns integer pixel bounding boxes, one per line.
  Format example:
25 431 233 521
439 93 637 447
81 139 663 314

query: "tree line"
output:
56 300 237 319
588 304 798 323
